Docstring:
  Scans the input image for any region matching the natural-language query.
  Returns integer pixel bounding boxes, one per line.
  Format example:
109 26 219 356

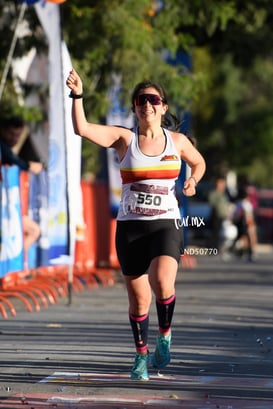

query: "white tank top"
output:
117 127 182 221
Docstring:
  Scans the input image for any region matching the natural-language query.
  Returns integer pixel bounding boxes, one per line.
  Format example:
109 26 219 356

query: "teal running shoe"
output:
151 333 171 369
130 352 149 380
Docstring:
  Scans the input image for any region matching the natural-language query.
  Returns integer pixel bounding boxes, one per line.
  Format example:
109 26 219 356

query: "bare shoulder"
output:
111 125 133 145
168 130 191 150
115 125 133 138
111 126 133 159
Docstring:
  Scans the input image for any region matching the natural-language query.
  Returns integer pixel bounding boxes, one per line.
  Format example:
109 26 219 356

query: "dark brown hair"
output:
0 116 24 129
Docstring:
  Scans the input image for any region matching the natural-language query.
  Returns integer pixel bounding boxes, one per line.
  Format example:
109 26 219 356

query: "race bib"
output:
127 183 169 216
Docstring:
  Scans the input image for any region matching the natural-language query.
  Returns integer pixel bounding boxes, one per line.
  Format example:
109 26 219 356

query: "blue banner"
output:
18 1 40 4
0 166 24 277
28 170 50 267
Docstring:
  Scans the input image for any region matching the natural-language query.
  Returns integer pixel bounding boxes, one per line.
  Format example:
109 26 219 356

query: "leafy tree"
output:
178 0 273 186
0 0 46 123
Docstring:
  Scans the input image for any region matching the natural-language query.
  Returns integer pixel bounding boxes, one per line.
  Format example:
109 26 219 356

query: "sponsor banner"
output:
0 166 24 277
28 170 49 267
35 2 68 260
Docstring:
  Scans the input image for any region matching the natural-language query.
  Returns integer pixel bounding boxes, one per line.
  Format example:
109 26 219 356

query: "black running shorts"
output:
115 219 184 276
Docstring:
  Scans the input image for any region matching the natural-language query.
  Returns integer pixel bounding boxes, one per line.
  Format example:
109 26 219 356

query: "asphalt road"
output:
0 245 272 408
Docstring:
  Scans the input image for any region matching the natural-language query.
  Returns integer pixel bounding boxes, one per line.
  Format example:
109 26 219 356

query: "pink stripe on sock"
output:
129 312 149 322
136 345 149 354
157 294 176 305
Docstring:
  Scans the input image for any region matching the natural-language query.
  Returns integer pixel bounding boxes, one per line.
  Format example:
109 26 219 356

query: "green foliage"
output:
247 156 273 188
0 1 46 124
192 47 273 184
186 1 273 186
0 97 43 124
61 0 202 119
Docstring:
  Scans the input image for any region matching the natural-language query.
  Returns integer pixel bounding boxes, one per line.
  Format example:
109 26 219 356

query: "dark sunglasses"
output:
135 93 163 106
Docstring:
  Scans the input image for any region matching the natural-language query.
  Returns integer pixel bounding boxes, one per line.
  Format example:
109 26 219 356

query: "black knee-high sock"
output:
156 294 176 335
129 312 149 354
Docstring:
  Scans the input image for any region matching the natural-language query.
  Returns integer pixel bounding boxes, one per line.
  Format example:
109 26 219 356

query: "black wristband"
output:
69 91 83 99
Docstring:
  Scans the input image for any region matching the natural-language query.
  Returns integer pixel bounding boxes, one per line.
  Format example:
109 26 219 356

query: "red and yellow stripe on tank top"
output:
120 160 181 185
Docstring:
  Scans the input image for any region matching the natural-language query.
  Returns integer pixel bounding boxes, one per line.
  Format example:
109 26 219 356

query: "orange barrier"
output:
0 296 16 317
92 182 111 267
0 271 36 315
20 171 29 218
91 182 120 270
74 181 97 271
